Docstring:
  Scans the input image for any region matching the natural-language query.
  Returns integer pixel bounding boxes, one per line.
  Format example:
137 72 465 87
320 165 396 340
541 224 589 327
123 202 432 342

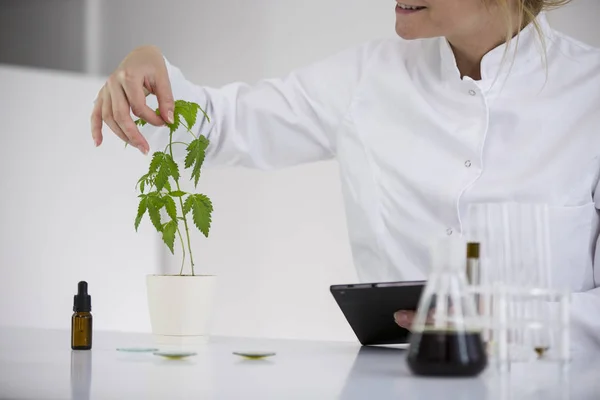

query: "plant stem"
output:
169 141 190 148
162 142 190 158
176 226 186 275
181 123 198 139
179 195 195 275
168 131 195 276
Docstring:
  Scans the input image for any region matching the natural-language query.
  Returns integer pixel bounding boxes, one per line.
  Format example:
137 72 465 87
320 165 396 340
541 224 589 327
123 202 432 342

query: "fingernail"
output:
167 110 174 124
394 311 407 325
137 144 148 155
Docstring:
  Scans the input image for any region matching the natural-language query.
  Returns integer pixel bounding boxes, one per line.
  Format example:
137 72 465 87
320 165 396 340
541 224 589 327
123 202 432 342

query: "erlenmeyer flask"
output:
407 236 488 377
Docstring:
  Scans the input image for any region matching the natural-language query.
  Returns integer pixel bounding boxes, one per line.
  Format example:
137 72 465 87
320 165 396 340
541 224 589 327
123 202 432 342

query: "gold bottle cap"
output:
467 242 480 258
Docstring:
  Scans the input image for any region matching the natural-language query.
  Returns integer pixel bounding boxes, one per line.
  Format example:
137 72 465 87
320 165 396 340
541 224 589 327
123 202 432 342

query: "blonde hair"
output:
488 0 572 85
494 0 572 45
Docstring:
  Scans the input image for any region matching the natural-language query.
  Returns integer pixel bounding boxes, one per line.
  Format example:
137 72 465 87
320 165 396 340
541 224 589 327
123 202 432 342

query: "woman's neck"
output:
447 13 523 80
449 38 505 80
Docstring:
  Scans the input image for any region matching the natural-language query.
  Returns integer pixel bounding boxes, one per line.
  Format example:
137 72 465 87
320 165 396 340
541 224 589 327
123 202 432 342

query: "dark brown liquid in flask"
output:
71 281 93 350
407 237 488 377
407 330 487 377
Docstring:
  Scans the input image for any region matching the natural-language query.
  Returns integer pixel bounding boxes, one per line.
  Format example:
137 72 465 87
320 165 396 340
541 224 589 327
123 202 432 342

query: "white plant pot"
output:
146 274 217 346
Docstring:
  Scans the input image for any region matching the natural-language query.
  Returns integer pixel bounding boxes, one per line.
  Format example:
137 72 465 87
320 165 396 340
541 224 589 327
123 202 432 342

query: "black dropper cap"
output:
73 281 91 312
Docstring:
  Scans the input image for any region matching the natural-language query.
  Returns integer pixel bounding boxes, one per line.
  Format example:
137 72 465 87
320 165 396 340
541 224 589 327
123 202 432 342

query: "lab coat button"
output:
465 160 472 168
469 90 477 96
446 228 453 236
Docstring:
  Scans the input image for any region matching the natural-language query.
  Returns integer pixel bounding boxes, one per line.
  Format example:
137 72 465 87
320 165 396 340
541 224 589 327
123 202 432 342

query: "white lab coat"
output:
145 13 600 354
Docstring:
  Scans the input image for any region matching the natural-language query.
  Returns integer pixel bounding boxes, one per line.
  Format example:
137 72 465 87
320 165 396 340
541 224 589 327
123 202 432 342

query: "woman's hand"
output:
90 45 175 154
394 310 437 330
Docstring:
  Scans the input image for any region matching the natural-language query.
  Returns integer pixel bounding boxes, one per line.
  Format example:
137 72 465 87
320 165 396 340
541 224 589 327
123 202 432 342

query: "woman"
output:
91 0 600 352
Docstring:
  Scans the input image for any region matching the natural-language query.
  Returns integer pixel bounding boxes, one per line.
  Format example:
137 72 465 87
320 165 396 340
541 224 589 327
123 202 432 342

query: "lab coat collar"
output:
438 12 555 83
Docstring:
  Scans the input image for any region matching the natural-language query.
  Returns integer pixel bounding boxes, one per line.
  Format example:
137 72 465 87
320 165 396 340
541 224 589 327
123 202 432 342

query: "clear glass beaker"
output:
406 236 488 377
463 202 570 366
464 202 553 291
492 285 571 367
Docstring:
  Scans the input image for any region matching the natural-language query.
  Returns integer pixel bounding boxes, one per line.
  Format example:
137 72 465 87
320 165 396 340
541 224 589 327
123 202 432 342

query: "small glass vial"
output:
466 242 480 286
466 242 484 314
71 281 92 350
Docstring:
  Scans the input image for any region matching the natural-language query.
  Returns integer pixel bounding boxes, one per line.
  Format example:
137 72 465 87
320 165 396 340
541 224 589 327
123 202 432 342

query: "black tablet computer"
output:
330 280 426 346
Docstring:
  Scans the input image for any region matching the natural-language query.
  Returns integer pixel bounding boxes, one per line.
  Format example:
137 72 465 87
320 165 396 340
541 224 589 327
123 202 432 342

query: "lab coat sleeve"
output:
569 185 600 354
570 286 600 353
144 43 373 170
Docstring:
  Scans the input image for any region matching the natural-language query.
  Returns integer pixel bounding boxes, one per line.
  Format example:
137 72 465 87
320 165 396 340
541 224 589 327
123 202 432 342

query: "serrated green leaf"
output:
184 140 197 169
175 100 200 130
145 191 159 200
134 197 148 231
147 201 162 232
136 173 149 190
165 153 180 181
147 175 155 189
149 152 164 175
162 220 177 254
154 195 166 209
164 196 177 221
135 174 149 193
137 173 149 184
185 136 209 188
184 137 208 168
170 190 186 197
135 119 147 127
155 153 179 191
147 193 164 232
164 179 172 193
192 165 201 188
189 194 213 237
155 167 168 192
183 196 193 216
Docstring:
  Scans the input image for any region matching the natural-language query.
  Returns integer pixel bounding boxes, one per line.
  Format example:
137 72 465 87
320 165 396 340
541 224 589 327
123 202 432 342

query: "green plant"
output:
133 100 213 276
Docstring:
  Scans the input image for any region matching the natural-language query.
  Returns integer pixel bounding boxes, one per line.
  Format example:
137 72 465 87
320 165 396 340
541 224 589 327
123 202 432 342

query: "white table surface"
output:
1 326 599 399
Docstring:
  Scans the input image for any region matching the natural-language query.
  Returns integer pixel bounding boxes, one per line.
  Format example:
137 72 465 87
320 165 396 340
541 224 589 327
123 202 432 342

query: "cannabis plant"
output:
133 100 212 276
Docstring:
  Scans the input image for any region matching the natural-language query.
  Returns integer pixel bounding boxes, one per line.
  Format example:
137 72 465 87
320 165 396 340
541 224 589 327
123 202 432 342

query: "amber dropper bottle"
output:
466 242 482 315
71 281 93 350
466 242 480 286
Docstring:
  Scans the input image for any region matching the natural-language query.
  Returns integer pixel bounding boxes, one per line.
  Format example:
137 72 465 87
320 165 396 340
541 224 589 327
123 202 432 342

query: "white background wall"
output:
0 0 598 342
546 0 600 45
0 66 161 333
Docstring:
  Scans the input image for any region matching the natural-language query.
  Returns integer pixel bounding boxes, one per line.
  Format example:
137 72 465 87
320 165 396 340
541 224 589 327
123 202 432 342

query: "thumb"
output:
153 65 175 125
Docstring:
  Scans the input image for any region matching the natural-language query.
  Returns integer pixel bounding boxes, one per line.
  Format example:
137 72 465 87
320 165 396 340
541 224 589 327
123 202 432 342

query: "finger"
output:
119 71 164 127
107 76 149 154
91 91 104 147
102 89 130 145
152 60 175 124
394 311 413 329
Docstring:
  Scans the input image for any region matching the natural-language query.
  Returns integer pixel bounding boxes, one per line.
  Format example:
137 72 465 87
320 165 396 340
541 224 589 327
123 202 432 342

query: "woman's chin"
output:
395 25 435 40
395 29 421 40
